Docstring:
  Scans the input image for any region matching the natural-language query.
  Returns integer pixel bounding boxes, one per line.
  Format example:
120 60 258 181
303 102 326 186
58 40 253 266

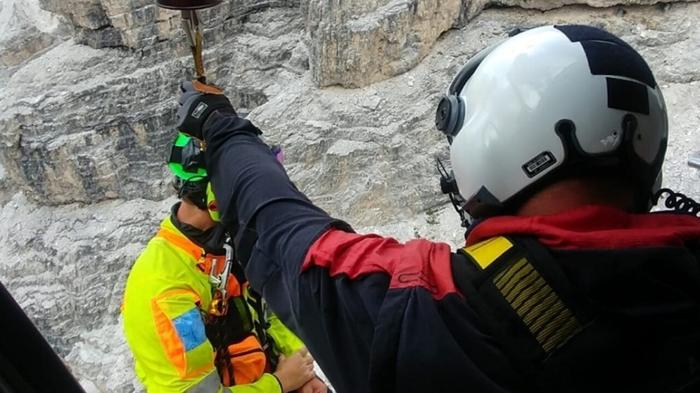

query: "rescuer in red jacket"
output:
173 25 700 393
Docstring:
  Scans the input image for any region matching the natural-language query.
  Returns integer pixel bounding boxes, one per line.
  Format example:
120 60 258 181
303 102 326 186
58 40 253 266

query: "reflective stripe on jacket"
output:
122 216 303 392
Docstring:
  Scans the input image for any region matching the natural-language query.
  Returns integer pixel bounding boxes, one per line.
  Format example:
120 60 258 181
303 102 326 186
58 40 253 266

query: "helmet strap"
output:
175 177 209 210
437 158 471 227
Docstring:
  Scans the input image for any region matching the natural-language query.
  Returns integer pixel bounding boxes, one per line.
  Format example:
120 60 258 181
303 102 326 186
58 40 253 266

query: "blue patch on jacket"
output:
173 308 206 351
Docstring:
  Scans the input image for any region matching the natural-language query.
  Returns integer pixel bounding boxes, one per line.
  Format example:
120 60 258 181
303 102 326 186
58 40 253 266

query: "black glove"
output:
176 80 236 139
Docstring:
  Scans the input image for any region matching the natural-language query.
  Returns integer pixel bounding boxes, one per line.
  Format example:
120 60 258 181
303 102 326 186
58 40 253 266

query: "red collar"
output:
466 205 700 250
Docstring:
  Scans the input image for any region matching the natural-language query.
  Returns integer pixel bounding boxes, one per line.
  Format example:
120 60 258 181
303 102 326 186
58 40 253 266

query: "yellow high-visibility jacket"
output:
122 216 304 393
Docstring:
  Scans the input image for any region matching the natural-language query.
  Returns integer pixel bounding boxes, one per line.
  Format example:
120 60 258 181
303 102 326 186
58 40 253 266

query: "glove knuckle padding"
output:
176 90 234 139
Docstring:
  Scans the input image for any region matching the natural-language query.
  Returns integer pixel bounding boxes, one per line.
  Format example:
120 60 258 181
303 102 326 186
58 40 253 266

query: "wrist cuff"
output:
202 110 262 142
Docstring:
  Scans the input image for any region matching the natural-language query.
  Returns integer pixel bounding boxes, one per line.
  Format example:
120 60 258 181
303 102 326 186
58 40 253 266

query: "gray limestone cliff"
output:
0 0 698 391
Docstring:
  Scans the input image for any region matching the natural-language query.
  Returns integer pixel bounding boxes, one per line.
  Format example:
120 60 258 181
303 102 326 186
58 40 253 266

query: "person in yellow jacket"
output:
122 134 328 393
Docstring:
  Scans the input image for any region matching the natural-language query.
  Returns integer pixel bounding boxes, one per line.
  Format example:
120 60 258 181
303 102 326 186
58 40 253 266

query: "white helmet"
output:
435 25 668 219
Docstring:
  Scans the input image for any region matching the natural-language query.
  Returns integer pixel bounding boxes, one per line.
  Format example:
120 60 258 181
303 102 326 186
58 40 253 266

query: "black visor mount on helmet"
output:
435 43 501 143
169 137 207 173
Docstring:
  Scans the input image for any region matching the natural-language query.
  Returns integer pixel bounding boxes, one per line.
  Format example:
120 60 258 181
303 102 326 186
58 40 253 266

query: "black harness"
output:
204 257 279 386
451 235 700 393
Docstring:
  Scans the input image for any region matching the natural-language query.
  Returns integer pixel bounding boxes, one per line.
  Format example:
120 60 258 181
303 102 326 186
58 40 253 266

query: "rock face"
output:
0 194 170 392
301 0 462 87
31 0 688 88
36 0 301 49
0 0 699 392
0 4 307 206
303 0 688 88
0 0 64 67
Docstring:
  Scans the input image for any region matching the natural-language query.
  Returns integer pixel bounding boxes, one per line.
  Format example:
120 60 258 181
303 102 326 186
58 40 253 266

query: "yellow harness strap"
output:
461 236 580 353
462 236 514 270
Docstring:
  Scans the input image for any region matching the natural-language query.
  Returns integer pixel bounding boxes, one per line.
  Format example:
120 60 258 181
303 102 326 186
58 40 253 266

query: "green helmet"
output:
168 133 207 180
168 133 208 210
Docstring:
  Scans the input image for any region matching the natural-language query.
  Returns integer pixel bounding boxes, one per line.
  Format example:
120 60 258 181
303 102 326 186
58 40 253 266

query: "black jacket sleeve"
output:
202 112 370 387
201 112 493 393
203 111 351 265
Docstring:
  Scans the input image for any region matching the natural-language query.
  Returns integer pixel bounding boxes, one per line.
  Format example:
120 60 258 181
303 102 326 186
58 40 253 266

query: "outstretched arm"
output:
202 111 382 392
177 84 454 393
201 112 455 393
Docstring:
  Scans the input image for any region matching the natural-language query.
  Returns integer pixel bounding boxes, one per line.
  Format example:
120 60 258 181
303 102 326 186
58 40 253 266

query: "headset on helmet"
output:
435 43 502 226
436 25 668 221
435 43 500 142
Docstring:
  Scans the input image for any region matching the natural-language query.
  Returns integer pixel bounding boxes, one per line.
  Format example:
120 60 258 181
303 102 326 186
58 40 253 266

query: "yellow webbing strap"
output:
462 236 514 270
492 258 580 353
463 236 581 353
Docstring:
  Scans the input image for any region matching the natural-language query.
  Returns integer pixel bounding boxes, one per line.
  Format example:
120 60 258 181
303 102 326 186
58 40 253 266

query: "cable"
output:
436 158 470 227
653 188 700 217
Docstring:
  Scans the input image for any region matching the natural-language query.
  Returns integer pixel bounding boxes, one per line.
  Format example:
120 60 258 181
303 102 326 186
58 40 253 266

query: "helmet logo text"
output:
522 152 556 178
